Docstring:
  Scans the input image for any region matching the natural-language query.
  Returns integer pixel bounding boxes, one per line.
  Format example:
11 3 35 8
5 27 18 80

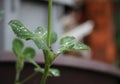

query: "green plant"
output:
8 0 89 84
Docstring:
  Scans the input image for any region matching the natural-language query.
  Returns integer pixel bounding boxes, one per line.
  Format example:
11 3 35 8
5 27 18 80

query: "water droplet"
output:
23 29 27 32
80 47 82 49
20 27 24 29
38 32 41 34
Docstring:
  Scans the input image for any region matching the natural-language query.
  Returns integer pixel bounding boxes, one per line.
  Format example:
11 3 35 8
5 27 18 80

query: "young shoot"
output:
8 0 89 84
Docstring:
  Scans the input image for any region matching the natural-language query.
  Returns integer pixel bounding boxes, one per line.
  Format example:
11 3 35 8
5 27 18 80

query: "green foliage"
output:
73 43 90 50
13 38 35 62
12 39 24 58
8 20 33 40
12 38 60 84
9 0 89 84
57 36 89 55
23 47 35 61
9 20 57 51
50 32 57 45
49 68 60 77
35 68 60 77
33 26 50 51
9 19 89 84
13 39 36 72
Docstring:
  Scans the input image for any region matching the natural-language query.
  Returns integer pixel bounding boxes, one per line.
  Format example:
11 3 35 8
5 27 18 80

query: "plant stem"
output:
21 72 38 84
40 64 50 84
40 0 53 84
47 0 53 47
15 72 20 84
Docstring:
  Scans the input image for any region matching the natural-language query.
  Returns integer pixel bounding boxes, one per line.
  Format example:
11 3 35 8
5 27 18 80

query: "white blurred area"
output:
62 21 94 41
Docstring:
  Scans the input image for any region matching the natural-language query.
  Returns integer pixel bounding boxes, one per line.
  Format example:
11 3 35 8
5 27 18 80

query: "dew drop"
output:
80 47 82 49
23 29 27 32
20 27 24 29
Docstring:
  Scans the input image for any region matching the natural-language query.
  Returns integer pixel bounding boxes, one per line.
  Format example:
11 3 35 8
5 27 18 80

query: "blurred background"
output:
0 0 120 84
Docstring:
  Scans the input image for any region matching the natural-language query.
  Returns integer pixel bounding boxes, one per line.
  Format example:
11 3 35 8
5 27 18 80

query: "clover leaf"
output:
35 68 60 77
23 47 35 61
59 36 76 46
8 20 33 40
12 38 24 58
12 38 44 75
23 47 42 70
57 36 89 55
73 43 90 50
9 20 58 51
50 32 57 45
31 26 49 51
49 68 60 77
57 36 76 54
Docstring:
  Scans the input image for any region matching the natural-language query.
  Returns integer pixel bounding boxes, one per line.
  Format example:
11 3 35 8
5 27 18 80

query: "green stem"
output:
15 72 20 84
47 0 53 47
40 64 50 84
21 72 38 84
40 0 53 84
15 61 22 84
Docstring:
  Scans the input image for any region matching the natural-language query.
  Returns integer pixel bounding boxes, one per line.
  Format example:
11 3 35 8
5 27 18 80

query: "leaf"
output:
57 36 76 54
33 29 57 50
8 20 33 39
57 36 89 54
59 36 76 46
22 47 41 71
12 38 24 57
73 43 89 50
34 26 47 38
34 67 44 73
49 68 60 77
31 27 50 51
33 39 50 51
23 47 35 61
34 68 60 77
50 32 57 45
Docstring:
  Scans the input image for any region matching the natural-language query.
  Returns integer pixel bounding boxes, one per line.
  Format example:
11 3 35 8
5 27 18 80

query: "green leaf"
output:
57 36 76 54
33 39 50 51
73 43 89 50
12 38 24 57
8 20 33 40
31 27 50 51
34 68 60 77
34 26 47 38
60 36 76 46
49 68 60 77
34 67 44 73
57 36 89 54
23 47 41 71
23 47 35 61
50 32 57 45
